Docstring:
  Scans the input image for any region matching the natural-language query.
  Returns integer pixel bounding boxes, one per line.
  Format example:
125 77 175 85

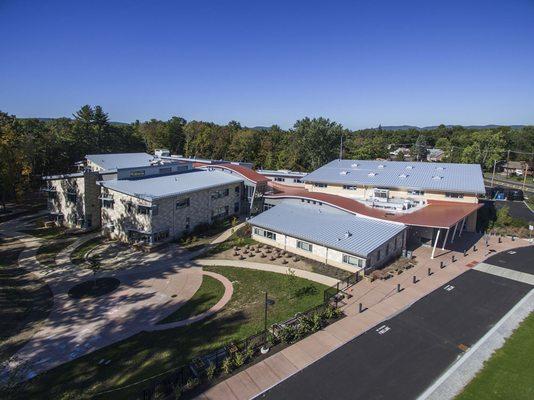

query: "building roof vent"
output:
351 163 359 167
368 172 377 177
378 164 385 169
344 231 352 238
432 175 443 180
398 174 408 179
435 166 445 171
406 165 414 170
340 170 350 175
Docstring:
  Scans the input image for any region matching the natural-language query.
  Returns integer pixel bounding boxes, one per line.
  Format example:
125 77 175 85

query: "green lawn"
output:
35 238 77 268
71 237 105 265
457 312 534 400
158 275 225 324
9 266 327 400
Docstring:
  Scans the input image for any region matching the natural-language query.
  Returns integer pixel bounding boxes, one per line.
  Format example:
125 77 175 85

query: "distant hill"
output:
379 124 527 131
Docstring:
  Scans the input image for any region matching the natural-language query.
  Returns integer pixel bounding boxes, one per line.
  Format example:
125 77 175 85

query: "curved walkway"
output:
148 270 234 331
195 258 340 286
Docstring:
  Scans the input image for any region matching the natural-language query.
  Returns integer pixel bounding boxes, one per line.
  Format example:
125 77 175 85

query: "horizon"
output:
2 0 534 129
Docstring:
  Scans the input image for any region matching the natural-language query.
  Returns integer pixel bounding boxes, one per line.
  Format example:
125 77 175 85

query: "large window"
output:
297 240 313 252
102 199 114 209
253 227 276 241
445 192 464 198
66 189 77 204
374 189 388 199
130 170 145 178
343 185 357 190
313 183 327 188
137 205 157 216
342 254 363 268
176 198 190 209
274 177 284 182
211 188 230 199
408 189 425 196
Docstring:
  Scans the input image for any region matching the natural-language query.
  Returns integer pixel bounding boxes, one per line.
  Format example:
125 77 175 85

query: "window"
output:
102 199 114 209
343 254 363 267
253 227 276 240
297 240 313 252
343 185 357 190
130 170 145 178
159 167 172 174
408 190 425 196
374 189 388 199
47 191 58 200
445 192 464 198
211 188 230 199
137 205 157 215
66 189 77 204
234 202 240 213
212 205 229 219
176 198 190 209
294 179 302 183
235 185 240 194
274 177 284 182
313 183 327 188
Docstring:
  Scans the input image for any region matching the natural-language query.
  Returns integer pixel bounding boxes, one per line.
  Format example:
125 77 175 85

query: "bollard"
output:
397 283 401 292
512 236 515 241
473 245 477 252
463 250 467 257
498 236 502 243
440 261 445 269
413 275 417 284
359 303 364 313
452 255 456 263
428 267 432 276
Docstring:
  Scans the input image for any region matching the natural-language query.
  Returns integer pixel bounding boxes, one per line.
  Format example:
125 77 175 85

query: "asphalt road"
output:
493 200 534 222
258 269 532 400
484 245 534 274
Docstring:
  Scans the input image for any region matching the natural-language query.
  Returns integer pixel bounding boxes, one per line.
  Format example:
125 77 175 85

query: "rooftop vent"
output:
344 231 352 238
406 165 414 170
398 174 408 179
368 172 377 177
432 175 443 180
351 163 359 167
378 164 385 169
340 170 350 175
435 166 445 171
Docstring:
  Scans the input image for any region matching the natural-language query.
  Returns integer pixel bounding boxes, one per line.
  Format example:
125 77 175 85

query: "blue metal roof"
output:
303 160 486 194
249 201 405 258
100 170 243 201
85 153 156 171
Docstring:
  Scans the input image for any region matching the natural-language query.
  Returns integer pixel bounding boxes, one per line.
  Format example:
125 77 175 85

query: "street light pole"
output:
264 291 268 332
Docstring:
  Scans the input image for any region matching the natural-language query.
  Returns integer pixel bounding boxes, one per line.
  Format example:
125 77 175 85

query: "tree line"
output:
1 105 533 204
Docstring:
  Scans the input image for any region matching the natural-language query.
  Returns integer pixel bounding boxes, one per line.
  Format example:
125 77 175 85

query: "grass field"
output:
70 236 105 265
158 275 225 324
10 266 327 399
457 312 534 400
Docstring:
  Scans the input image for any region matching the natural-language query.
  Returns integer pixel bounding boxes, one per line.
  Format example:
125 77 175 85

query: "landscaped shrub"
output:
172 383 182 399
244 346 254 362
279 325 297 344
206 362 216 381
221 356 234 374
183 377 200 391
153 384 166 400
233 351 245 368
312 312 324 331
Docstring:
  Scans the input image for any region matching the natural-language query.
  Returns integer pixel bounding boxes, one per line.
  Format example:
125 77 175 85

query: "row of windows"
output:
211 188 230 199
274 177 303 183
253 227 277 240
311 184 467 199
300 199 322 206
445 192 464 198
343 185 357 190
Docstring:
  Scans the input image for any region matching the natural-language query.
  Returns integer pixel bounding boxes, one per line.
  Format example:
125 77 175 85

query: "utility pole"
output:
491 159 497 188
264 291 268 332
506 149 511 178
522 162 528 191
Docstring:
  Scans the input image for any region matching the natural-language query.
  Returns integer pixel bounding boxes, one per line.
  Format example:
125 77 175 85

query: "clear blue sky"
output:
1 0 533 129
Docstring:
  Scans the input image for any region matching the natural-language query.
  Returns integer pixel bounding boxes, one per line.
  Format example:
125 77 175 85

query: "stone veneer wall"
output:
102 182 244 243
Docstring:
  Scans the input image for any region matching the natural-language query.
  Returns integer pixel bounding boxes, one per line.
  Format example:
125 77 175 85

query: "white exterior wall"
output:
252 227 405 273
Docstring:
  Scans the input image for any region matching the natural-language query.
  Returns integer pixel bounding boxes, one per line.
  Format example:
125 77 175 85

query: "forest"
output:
1 105 533 204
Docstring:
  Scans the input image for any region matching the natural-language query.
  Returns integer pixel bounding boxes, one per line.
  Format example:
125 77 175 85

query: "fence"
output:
323 272 361 305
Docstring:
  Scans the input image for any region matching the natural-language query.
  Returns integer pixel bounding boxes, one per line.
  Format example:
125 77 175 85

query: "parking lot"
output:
258 269 533 400
484 245 534 274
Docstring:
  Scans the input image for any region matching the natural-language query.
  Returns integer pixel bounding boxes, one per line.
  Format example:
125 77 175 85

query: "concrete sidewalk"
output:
198 236 532 400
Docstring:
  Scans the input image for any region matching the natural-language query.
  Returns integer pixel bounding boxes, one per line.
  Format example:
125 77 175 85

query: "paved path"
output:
199 236 532 400
148 270 234 331
474 262 534 285
0 217 204 379
195 259 340 287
